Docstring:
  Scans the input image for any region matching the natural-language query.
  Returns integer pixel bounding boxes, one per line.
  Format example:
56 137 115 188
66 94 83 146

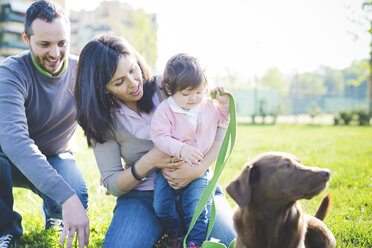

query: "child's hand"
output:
211 86 229 105
180 144 203 166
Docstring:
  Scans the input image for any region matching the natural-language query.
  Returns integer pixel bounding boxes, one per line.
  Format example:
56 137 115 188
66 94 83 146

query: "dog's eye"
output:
283 163 290 168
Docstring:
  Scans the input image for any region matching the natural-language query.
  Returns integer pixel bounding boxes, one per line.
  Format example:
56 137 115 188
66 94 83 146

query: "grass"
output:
12 124 372 247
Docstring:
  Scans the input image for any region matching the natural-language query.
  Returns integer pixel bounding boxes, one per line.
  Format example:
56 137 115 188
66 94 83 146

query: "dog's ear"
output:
226 164 253 208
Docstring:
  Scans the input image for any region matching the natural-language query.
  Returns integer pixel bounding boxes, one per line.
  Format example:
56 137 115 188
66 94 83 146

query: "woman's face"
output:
106 55 143 109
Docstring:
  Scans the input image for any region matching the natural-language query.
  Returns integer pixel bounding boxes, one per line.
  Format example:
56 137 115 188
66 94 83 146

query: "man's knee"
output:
0 156 11 180
75 188 89 210
49 154 89 209
65 170 89 210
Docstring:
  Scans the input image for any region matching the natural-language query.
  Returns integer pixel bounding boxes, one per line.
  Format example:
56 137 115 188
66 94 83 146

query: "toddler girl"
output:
151 53 230 247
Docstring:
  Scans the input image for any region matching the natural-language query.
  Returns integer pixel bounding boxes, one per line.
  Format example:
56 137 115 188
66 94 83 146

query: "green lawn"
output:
13 124 372 247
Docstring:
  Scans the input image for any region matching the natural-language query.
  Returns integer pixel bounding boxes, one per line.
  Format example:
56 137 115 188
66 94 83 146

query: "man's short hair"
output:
24 0 69 37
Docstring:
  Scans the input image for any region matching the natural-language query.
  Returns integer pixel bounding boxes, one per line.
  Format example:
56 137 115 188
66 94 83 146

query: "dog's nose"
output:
319 170 330 180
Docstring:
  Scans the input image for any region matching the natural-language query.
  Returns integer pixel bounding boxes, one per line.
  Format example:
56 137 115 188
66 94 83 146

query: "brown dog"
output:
226 152 336 248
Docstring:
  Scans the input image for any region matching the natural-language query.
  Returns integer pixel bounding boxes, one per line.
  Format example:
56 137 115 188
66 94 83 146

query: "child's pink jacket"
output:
150 97 229 158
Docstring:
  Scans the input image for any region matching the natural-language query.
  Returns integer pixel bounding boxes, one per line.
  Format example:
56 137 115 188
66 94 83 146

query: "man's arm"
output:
0 65 76 204
0 63 89 247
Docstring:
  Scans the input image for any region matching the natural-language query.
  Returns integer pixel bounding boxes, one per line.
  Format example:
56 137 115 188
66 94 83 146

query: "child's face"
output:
172 84 205 110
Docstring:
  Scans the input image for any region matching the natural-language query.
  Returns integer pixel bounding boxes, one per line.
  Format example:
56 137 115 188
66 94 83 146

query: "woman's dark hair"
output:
75 34 156 146
24 0 69 38
161 53 207 96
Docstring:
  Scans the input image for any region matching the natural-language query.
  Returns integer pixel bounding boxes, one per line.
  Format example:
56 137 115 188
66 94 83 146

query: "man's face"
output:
23 18 70 76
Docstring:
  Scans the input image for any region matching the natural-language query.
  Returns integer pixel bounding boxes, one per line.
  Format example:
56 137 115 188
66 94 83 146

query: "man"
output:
0 1 89 248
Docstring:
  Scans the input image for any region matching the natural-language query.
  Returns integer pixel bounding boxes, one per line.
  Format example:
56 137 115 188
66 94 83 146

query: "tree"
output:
343 59 369 97
362 1 372 116
260 67 290 95
308 101 323 124
344 59 369 86
290 72 326 97
316 66 344 96
119 9 158 68
258 99 267 124
214 68 239 88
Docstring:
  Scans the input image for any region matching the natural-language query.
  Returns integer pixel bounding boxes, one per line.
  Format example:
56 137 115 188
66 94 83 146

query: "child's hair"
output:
161 53 207 96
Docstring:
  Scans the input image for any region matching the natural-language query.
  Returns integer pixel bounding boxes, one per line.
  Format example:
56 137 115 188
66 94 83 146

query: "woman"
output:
74 34 235 247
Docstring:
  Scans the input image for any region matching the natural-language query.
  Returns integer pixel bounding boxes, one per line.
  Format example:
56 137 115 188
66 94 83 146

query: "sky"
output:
68 0 371 82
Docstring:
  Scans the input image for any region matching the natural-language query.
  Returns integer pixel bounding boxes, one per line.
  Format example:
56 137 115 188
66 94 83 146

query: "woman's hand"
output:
162 163 204 189
162 140 223 190
99 178 110 196
115 147 183 193
144 147 184 170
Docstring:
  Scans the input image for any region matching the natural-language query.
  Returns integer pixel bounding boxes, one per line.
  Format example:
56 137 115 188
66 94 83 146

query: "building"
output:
70 0 151 56
0 0 32 58
0 0 66 60
0 0 157 65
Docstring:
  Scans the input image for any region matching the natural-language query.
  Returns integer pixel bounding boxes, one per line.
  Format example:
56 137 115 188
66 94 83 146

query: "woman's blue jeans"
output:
103 187 236 248
0 151 88 237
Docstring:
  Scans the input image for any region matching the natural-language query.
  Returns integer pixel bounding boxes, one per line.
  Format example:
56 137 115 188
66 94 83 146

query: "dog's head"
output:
226 152 330 208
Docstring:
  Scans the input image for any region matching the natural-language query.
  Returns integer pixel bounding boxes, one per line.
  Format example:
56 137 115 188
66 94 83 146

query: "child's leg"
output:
180 170 211 247
153 172 184 237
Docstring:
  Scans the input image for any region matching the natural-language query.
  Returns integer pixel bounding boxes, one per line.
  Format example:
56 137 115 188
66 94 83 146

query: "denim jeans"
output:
103 187 236 248
153 170 211 247
0 151 88 237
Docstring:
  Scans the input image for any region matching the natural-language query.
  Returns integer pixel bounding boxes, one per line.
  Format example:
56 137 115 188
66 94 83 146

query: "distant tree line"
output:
258 59 368 99
363 0 372 116
218 59 369 125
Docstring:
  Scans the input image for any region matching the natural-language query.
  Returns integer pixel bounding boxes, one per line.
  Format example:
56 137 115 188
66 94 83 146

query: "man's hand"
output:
58 194 90 248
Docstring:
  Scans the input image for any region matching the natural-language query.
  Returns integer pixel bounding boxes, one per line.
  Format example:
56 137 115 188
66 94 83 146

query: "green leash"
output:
183 91 237 248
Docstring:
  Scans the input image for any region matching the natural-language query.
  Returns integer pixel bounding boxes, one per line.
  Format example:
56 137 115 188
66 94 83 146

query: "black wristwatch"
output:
131 162 147 181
